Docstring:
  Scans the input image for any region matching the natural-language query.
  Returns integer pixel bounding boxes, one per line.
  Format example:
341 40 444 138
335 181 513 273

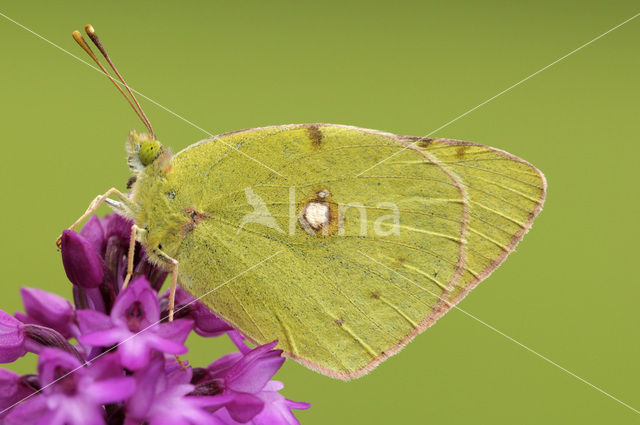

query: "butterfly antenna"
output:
72 26 155 139
84 25 155 138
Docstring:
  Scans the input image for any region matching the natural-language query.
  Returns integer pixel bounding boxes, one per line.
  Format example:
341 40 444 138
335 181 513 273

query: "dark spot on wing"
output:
456 145 470 159
401 135 433 149
416 138 433 148
307 125 323 150
181 207 211 237
334 318 344 326
370 292 380 299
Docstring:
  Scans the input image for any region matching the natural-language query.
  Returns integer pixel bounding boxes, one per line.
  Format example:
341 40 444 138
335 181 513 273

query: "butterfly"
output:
60 25 546 380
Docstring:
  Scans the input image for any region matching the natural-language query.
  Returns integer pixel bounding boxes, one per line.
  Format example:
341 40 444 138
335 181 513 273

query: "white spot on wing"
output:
304 202 329 229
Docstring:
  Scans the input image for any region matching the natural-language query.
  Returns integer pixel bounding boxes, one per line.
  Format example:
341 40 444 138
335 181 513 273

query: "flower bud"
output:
23 324 83 362
17 288 74 338
0 311 26 363
60 230 104 288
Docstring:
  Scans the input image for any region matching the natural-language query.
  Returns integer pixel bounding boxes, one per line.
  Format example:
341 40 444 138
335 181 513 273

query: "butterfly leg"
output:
167 260 179 322
154 248 185 368
154 249 180 322
56 187 133 248
122 224 140 289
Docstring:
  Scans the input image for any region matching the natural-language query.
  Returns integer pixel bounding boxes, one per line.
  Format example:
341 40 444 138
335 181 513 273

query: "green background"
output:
1 1 638 424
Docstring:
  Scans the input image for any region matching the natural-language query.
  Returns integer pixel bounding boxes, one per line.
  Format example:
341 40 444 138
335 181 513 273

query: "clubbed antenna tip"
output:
72 24 155 139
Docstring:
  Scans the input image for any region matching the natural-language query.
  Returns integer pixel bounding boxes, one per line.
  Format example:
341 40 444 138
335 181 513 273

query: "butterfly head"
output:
126 130 167 172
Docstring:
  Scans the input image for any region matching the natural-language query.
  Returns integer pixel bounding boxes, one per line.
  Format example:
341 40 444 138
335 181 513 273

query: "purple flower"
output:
15 288 76 339
220 342 286 422
0 311 27 363
4 348 135 425
0 368 36 419
125 356 231 425
250 382 310 425
168 288 233 337
193 342 309 424
61 230 104 289
81 213 167 293
79 277 193 369
212 383 310 425
62 215 168 316
0 213 309 424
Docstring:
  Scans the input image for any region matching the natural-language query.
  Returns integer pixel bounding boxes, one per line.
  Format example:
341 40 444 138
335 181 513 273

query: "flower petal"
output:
0 311 26 362
44 394 106 425
0 368 36 417
118 337 153 370
207 353 242 380
87 376 135 404
227 331 251 354
157 319 194 345
212 408 245 425
225 392 264 423
102 213 133 244
76 309 112 336
20 288 74 338
4 394 48 425
110 277 159 329
226 343 284 394
127 356 164 419
188 394 234 409
262 381 284 392
84 352 124 381
80 215 106 255
60 230 104 289
0 368 20 399
37 348 82 387
253 390 310 425
79 327 131 348
173 288 232 338
177 401 223 425
146 334 189 356
165 361 192 386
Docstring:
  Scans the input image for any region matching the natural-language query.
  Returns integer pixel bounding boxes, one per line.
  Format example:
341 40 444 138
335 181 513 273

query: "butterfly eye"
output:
139 140 162 166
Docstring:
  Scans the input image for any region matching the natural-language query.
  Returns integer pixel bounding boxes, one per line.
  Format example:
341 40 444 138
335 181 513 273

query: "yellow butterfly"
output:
62 25 546 380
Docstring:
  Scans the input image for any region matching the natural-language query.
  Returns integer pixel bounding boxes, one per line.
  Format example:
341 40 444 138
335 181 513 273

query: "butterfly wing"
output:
171 124 545 379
